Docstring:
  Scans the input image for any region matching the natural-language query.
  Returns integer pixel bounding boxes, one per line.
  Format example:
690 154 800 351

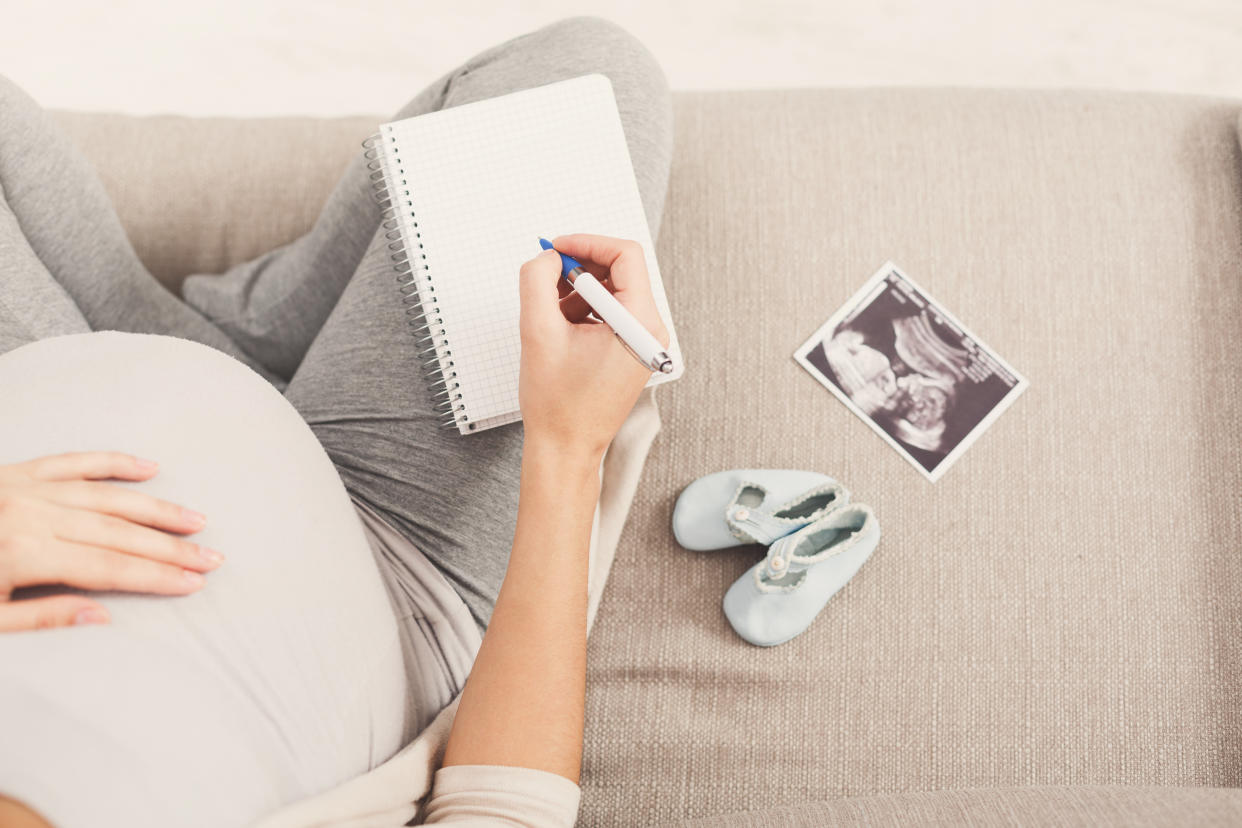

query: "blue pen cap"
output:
539 237 583 279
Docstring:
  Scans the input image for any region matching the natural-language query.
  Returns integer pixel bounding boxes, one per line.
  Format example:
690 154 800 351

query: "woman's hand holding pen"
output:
517 233 669 460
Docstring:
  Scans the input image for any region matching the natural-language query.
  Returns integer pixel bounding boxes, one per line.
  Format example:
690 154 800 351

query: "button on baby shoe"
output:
734 508 750 521
770 555 785 570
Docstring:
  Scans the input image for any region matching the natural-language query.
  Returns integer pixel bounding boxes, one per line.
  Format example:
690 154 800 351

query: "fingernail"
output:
182 508 207 528
135 457 159 471
74 608 109 625
540 248 560 259
196 546 224 565
183 570 205 587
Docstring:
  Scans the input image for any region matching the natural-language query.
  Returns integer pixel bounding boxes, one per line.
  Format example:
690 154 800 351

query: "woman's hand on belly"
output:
0 451 222 632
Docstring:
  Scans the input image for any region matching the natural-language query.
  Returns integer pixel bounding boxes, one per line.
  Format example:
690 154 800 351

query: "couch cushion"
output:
52 112 377 290
581 89 1242 824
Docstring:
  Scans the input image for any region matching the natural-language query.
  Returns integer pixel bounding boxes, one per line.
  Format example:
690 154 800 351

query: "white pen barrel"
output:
571 272 668 371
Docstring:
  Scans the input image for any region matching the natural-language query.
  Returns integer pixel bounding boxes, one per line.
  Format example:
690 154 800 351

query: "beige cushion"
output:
53 87 1242 825
581 89 1242 824
52 112 376 291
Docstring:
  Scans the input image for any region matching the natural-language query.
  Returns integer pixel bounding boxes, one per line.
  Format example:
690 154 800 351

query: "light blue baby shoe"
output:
672 469 850 551
722 503 879 647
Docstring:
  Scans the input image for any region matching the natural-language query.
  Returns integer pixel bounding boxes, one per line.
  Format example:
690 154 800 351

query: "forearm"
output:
441 435 601 783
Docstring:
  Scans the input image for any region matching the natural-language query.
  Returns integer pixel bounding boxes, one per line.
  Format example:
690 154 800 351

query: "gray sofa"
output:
54 86 1242 826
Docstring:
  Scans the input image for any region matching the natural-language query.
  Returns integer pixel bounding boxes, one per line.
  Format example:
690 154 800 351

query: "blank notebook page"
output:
380 73 682 434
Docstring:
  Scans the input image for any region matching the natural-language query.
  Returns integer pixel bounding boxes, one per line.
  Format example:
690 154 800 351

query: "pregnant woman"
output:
0 17 671 828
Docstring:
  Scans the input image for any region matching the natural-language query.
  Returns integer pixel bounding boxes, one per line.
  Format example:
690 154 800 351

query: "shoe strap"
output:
725 499 799 546
725 480 845 546
760 533 802 580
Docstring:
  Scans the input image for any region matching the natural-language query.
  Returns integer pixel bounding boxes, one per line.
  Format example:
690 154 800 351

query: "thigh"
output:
284 227 523 635
283 17 674 633
0 333 409 828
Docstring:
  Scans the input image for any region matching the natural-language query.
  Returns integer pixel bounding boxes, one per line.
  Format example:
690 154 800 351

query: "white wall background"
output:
5 0 1242 116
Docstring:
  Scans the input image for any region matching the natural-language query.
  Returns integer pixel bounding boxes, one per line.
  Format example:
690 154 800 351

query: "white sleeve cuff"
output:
421 764 582 827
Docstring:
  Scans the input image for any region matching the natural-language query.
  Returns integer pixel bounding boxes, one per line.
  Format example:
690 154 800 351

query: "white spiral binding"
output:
362 132 471 430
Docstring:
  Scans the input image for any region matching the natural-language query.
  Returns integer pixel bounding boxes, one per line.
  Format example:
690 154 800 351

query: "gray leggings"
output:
0 16 672 633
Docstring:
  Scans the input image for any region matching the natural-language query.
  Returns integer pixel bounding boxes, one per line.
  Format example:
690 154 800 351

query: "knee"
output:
0 73 36 113
536 17 670 103
530 17 674 222
539 17 651 57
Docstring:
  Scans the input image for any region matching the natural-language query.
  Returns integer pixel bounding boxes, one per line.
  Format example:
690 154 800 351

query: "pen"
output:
539 238 674 374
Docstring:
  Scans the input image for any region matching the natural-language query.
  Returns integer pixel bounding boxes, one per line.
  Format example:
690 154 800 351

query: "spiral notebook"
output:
363 73 683 434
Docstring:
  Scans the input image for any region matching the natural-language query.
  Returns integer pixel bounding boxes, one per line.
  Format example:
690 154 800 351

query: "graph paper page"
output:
380 73 682 434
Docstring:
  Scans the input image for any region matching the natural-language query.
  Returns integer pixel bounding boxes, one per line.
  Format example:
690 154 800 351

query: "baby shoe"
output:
673 469 849 551
723 503 879 647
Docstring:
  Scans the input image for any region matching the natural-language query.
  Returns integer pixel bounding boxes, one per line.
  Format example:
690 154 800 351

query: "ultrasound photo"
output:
794 263 1027 481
